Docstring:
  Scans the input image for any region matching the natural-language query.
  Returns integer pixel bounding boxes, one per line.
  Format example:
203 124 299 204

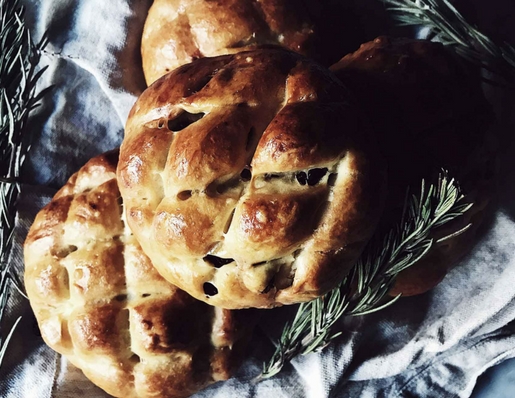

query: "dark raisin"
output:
203 282 218 296
203 255 234 268
307 168 328 186
177 190 192 200
296 171 307 185
54 245 78 258
240 168 252 181
218 68 235 82
114 294 127 302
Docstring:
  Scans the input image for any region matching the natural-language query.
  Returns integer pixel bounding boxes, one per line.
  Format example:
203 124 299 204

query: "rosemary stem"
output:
0 0 47 367
260 172 471 379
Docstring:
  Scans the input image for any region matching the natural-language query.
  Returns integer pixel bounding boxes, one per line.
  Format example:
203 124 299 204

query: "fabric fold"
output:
3 0 515 397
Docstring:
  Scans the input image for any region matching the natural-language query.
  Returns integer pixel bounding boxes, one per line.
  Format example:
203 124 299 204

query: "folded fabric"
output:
1 0 515 397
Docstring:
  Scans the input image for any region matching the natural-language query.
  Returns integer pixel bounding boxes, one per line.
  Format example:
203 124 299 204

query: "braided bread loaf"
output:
141 0 357 84
24 151 253 398
331 37 496 296
118 48 386 309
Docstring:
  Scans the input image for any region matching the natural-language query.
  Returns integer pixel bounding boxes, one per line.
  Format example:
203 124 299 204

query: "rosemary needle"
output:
260 173 472 379
0 0 48 368
385 0 515 85
260 0 515 379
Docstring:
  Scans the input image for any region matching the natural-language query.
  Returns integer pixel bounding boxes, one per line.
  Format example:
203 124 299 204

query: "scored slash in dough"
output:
141 0 357 84
118 48 386 309
24 151 254 398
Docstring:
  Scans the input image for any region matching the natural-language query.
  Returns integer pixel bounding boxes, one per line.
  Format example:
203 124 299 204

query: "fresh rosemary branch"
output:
259 0 515 379
0 0 47 367
384 0 515 84
260 173 472 379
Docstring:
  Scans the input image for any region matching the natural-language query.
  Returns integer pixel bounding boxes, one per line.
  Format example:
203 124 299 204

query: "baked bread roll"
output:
24 151 253 398
141 0 354 84
331 37 496 296
118 48 386 309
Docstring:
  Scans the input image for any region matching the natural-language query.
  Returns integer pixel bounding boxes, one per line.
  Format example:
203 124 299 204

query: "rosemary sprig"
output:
260 173 472 379
384 0 515 84
0 0 48 367
259 0 515 379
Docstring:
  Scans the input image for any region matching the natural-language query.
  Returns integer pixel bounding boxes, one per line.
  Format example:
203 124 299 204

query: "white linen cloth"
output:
2 0 515 397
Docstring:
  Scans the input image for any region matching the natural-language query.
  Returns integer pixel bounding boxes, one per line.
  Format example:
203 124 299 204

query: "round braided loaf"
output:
24 151 253 398
141 0 357 85
331 37 496 296
118 48 386 309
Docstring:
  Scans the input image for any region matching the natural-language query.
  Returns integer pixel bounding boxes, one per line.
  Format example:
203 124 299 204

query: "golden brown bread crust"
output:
118 48 386 309
142 0 317 84
24 151 254 398
331 37 496 296
141 0 355 85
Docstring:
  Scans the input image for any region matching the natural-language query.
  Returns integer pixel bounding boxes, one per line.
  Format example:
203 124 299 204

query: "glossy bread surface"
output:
141 0 354 84
24 151 253 398
119 48 385 309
